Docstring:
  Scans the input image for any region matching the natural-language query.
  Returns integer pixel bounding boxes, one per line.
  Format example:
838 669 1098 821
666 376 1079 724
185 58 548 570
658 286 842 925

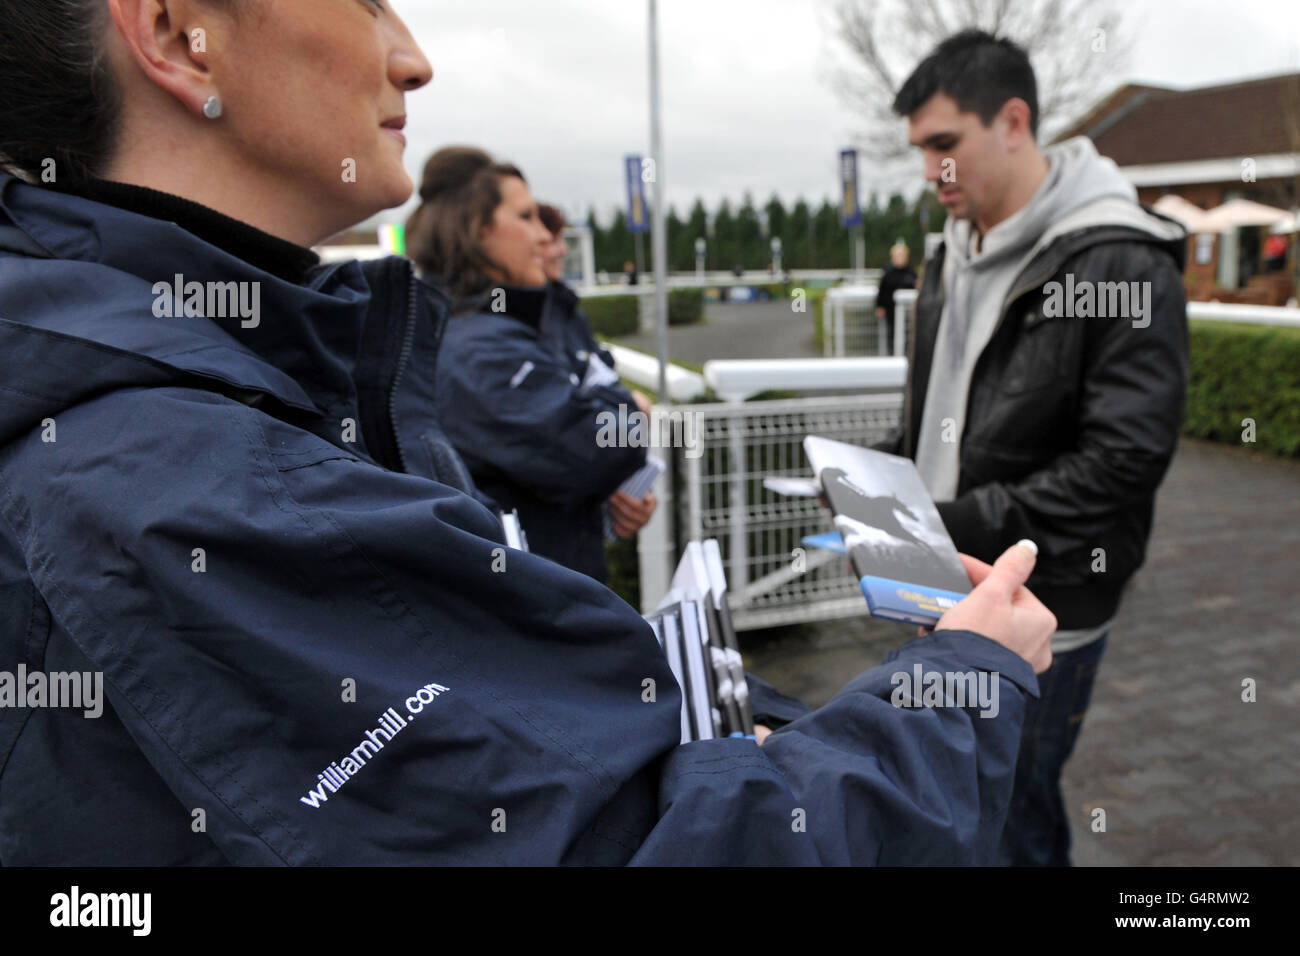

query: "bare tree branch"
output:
828 0 1132 163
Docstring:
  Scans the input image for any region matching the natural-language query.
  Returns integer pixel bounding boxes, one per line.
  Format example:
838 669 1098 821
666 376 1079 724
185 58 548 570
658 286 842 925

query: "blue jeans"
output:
996 632 1109 866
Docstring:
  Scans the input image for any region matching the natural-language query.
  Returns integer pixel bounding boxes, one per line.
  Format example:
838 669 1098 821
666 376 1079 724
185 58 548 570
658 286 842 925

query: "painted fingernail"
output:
1016 538 1038 556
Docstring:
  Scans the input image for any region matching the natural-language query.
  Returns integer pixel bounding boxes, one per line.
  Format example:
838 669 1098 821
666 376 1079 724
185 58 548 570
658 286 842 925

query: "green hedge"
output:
603 535 641 610
580 289 705 335
668 288 704 326
581 294 639 338
1186 320 1300 457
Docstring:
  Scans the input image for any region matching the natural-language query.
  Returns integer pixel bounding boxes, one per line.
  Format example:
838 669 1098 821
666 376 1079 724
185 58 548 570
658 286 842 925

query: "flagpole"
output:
648 0 669 402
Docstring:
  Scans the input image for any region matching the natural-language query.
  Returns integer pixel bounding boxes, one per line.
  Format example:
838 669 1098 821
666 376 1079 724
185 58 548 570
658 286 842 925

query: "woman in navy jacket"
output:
406 148 653 582
536 202 658 544
0 0 1052 865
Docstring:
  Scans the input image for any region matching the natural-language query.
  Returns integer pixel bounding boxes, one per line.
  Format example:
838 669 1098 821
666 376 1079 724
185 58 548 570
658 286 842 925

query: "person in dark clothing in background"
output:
405 148 650 582
883 30 1189 866
875 240 919 353
536 202 657 542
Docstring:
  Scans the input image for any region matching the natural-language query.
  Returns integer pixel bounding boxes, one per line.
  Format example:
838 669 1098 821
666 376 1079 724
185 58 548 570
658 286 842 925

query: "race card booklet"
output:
643 539 754 743
803 436 970 626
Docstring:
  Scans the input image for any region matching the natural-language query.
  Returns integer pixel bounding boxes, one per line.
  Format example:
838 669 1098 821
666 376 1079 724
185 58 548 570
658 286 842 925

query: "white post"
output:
894 296 907 356
834 295 846 358
579 228 596 291
637 409 676 612
648 0 669 402
822 294 833 358
727 406 748 594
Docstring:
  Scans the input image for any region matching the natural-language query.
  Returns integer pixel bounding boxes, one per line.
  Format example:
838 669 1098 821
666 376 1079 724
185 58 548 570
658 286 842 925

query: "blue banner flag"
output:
839 148 861 228
625 155 649 234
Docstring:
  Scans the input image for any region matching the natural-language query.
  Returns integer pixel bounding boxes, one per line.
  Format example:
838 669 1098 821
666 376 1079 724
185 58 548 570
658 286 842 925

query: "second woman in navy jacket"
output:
406 148 648 582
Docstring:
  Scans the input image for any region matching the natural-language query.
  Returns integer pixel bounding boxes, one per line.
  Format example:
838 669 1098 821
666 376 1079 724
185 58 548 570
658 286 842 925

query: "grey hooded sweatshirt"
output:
913 135 1185 651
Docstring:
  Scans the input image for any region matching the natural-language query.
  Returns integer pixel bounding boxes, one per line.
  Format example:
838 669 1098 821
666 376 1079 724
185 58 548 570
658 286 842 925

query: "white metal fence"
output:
822 286 915 357
639 394 903 630
632 294 1300 631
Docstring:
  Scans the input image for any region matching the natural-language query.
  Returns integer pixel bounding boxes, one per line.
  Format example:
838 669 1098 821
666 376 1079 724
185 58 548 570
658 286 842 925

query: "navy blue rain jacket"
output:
0 172 1037 864
431 283 645 582
540 279 617 375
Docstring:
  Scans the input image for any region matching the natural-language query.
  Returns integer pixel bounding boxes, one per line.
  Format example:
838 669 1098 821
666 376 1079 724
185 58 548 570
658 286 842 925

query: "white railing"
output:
1187 300 1300 326
822 286 915 357
705 357 906 402
604 343 707 402
638 394 903 629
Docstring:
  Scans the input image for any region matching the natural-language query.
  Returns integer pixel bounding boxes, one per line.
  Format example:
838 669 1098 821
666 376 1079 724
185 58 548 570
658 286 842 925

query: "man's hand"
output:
608 490 657 538
933 540 1055 673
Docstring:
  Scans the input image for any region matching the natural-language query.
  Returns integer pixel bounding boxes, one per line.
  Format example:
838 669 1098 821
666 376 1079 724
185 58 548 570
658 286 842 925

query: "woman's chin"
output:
333 177 414 233
375 171 415 210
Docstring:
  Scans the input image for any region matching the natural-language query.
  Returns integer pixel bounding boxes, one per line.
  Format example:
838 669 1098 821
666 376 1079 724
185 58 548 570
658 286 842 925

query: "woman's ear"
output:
107 0 225 120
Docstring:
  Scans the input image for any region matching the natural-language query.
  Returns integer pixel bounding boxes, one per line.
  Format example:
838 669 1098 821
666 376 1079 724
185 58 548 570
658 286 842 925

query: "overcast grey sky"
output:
379 0 1300 227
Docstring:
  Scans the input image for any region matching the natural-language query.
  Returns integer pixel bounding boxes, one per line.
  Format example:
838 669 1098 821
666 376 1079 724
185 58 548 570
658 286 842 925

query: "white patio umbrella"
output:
1152 194 1213 233
1199 198 1292 232
1270 210 1299 234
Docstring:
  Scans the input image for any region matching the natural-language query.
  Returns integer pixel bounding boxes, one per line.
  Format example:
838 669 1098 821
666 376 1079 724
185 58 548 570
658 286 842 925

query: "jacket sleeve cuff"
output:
886 628 1041 699
935 493 988 557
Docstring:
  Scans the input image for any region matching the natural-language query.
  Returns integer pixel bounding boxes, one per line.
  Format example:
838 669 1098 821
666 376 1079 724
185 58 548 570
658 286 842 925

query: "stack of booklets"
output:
604 455 665 541
788 437 972 626
643 540 755 743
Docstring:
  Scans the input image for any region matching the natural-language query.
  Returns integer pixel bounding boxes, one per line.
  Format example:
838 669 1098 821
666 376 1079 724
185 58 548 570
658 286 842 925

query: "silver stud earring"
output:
202 96 223 120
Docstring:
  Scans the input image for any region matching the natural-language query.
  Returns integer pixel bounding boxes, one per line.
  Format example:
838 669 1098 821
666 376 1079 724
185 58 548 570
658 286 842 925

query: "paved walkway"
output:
615 300 822 366
741 437 1300 866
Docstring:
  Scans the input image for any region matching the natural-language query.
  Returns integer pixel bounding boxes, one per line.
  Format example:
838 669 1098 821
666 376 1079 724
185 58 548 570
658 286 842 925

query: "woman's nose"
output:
389 18 434 91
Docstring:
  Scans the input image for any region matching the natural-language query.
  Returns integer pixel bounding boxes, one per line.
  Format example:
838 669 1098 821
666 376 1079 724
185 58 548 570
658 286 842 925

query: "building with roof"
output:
1055 71 1300 302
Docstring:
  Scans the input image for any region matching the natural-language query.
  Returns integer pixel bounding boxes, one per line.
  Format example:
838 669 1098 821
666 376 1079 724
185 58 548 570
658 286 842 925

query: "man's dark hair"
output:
892 29 1039 136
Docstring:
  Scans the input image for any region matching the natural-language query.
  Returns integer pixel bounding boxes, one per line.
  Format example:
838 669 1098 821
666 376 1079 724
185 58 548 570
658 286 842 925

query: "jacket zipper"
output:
385 261 418 474
907 244 1064 465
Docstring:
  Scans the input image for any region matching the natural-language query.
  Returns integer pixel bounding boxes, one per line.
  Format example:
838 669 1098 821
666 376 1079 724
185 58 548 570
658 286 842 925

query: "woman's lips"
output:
381 118 407 145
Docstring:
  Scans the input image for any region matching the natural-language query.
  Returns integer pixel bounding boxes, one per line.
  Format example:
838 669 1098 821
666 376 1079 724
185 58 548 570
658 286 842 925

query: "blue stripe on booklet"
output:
859 575 966 626
800 531 846 554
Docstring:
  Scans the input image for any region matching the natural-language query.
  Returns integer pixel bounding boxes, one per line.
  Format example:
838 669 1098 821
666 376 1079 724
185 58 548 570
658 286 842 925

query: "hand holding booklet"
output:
801 436 970 626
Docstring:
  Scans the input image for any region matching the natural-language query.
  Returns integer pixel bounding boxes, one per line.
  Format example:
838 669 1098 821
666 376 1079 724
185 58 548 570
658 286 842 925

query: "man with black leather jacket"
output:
882 30 1189 865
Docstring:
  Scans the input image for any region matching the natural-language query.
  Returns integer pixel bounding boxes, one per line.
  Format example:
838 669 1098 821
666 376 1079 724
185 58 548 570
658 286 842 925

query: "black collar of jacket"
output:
42 176 321 285
449 283 548 329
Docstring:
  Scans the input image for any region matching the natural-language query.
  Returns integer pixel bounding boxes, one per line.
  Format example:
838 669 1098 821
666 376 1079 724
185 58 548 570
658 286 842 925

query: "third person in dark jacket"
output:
535 201 658 544
406 148 651 582
875 240 919 354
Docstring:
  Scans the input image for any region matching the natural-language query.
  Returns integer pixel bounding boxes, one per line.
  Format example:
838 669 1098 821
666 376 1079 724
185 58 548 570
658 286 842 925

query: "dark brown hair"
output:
537 203 565 238
0 0 247 186
404 146 527 300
